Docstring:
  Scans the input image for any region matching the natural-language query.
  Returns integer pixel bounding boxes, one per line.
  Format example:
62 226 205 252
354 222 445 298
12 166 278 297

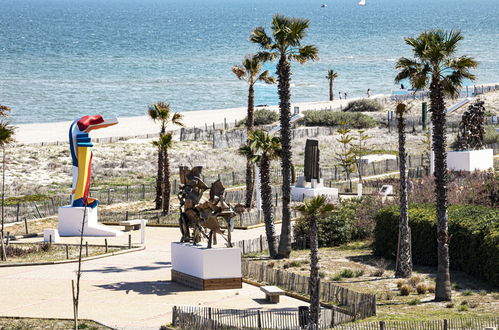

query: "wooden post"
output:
125 211 129 221
85 242 88 257
172 306 177 327
49 234 52 245
16 203 20 223
66 244 69 259
107 189 111 204
33 202 42 218
257 310 262 330
141 184 145 199
379 320 386 330
24 218 29 235
443 319 448 330
105 239 108 253
259 235 263 252
128 234 132 249
126 185 129 201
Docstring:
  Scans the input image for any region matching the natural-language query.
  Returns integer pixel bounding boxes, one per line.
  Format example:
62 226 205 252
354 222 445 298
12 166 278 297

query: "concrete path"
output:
0 225 305 329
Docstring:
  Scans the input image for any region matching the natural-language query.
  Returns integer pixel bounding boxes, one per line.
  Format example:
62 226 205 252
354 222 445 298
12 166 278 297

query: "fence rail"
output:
332 317 499 329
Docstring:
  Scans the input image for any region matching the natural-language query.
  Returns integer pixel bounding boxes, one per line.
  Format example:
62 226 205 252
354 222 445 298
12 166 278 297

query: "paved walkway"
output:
0 225 305 329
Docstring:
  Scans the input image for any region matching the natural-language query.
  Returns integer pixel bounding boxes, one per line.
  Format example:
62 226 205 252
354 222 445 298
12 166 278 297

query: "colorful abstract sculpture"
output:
58 115 121 237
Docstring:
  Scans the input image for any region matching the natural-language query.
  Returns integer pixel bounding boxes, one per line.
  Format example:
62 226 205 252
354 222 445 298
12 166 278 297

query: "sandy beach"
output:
14 97 384 144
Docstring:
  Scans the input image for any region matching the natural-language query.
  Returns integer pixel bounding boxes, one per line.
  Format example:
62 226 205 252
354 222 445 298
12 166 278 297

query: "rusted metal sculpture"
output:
304 139 320 183
454 99 486 151
178 166 236 248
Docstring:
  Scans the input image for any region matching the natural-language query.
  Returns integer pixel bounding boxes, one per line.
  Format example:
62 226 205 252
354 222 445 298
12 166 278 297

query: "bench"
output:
119 219 148 231
260 285 285 303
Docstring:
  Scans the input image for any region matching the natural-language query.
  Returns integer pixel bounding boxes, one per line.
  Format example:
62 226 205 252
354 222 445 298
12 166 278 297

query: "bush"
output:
343 99 383 112
302 110 377 129
408 275 422 287
399 284 412 296
237 108 279 127
416 283 428 294
374 204 499 286
339 269 355 278
484 125 499 145
407 298 421 305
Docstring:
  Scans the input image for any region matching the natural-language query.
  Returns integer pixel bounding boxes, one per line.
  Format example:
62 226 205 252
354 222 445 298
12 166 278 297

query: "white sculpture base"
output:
447 149 494 172
43 229 60 243
58 206 122 237
291 186 339 202
171 242 242 290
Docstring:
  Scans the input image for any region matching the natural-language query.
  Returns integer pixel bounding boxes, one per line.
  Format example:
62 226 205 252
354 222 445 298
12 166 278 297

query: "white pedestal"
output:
171 242 242 290
58 206 122 237
447 149 494 172
291 186 339 202
43 229 60 243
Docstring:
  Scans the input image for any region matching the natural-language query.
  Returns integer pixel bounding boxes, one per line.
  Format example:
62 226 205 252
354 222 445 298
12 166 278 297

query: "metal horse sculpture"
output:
177 166 236 248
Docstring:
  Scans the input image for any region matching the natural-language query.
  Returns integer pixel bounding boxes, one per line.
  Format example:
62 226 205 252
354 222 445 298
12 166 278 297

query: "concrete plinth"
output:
447 149 494 172
291 186 339 202
58 206 122 237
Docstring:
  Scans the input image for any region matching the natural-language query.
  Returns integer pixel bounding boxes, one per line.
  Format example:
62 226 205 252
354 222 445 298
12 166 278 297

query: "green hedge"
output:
374 204 499 286
237 108 279 127
302 110 377 129
343 99 383 112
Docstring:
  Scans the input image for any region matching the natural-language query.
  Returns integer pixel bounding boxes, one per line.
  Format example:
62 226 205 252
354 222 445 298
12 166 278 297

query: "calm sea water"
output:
1 0 498 124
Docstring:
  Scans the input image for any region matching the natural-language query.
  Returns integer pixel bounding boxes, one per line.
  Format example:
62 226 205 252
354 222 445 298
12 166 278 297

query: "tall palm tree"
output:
153 133 174 215
0 105 15 261
239 130 281 258
148 102 184 211
295 195 334 327
326 69 339 101
250 14 319 258
395 30 478 301
232 55 276 208
394 102 412 278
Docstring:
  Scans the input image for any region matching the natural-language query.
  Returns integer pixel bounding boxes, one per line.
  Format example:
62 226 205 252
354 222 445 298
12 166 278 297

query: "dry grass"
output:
259 241 499 321
0 317 108 329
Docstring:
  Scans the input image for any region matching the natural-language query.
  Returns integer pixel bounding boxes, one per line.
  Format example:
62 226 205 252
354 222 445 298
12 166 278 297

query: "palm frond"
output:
172 112 184 127
0 105 12 117
231 65 247 80
290 44 319 64
250 26 273 49
0 121 15 145
257 70 276 84
326 69 339 80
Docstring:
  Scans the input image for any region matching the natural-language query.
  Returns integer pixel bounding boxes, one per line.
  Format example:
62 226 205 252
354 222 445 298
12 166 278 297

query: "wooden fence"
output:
241 260 377 320
172 305 354 329
332 317 499 329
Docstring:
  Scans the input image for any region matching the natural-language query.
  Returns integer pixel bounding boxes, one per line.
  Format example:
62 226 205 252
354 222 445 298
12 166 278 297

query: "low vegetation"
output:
343 99 384 112
237 108 279 127
0 317 108 330
301 110 377 129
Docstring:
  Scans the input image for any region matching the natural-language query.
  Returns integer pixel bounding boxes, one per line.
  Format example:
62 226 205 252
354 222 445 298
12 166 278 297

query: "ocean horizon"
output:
1 0 498 124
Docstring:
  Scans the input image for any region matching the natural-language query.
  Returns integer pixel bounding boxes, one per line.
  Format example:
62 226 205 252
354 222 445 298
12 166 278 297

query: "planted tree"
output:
326 69 339 101
295 195 334 327
239 130 281 258
148 102 184 211
395 30 478 301
394 102 412 278
153 134 174 215
250 14 319 258
335 124 356 192
0 105 14 261
232 55 276 208
353 130 370 182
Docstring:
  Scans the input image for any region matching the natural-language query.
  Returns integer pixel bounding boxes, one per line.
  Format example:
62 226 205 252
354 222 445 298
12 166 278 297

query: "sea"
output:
1 0 498 124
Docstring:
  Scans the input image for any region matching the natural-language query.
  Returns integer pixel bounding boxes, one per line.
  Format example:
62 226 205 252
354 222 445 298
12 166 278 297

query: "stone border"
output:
0 245 145 268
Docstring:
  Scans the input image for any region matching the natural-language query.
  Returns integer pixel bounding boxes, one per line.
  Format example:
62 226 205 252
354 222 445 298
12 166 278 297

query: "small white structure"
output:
447 149 494 172
43 229 60 243
379 185 393 196
291 178 339 202
171 242 242 290
58 206 122 237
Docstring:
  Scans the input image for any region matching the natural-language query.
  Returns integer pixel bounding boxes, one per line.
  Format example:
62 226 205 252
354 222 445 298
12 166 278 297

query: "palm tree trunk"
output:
309 214 320 326
395 112 412 278
430 77 452 301
162 148 171 215
329 79 333 101
260 154 278 258
245 84 255 208
155 146 163 210
276 54 293 259
1 146 5 261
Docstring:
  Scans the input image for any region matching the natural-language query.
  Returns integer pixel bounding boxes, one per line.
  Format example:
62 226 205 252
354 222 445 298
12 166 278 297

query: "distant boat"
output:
321 4 327 7
358 0 366 5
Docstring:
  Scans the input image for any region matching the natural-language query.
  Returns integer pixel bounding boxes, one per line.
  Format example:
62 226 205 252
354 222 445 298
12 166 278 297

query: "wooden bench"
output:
119 219 148 231
260 285 285 303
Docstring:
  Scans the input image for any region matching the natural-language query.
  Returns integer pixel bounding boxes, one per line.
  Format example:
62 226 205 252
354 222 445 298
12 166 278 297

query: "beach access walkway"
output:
0 225 305 329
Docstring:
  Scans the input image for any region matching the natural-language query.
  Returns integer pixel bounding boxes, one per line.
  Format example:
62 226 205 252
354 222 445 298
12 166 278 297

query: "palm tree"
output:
0 105 15 261
250 14 319 258
153 133 174 215
326 69 339 101
239 130 281 258
395 30 478 301
394 102 412 278
232 55 276 208
295 195 334 327
148 102 184 211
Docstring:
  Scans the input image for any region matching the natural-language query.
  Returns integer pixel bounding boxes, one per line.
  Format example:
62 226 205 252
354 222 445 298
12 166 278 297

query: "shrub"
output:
237 108 279 127
399 284 412 296
371 268 385 277
479 290 487 296
461 290 473 296
339 269 355 278
484 125 499 145
374 204 499 286
407 298 421 305
331 274 343 281
302 110 377 129
416 283 428 295
396 280 406 289
445 302 455 308
427 285 435 293
408 275 422 288
468 301 479 309
319 271 327 279
354 270 365 277
343 99 383 112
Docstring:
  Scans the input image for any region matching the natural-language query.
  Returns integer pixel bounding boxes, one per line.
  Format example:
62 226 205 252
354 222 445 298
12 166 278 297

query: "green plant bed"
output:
0 242 124 264
374 204 499 286
0 317 110 329
237 108 279 127
343 99 383 112
301 110 377 129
